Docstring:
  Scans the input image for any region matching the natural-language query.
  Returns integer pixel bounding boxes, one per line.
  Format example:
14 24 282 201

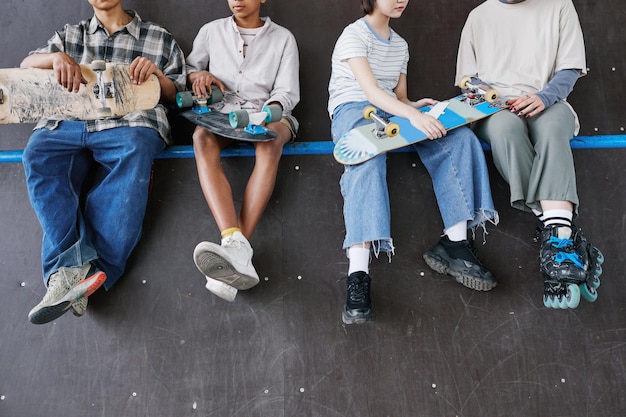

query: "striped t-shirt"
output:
238 26 261 57
328 18 409 117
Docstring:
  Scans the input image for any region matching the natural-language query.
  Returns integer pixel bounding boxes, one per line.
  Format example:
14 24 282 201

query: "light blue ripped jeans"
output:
331 101 498 255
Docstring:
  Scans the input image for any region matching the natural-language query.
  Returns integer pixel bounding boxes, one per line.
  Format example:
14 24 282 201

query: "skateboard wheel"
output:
262 104 282 123
176 91 194 108
363 105 377 120
485 89 499 103
458 76 472 90
97 107 112 119
91 60 106 71
208 87 223 104
229 110 249 129
385 122 400 137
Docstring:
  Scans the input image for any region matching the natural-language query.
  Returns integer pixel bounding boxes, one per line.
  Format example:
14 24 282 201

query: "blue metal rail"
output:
1 135 625 163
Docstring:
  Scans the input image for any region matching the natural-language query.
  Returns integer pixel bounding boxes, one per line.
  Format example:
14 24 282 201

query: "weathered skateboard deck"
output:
0 61 160 124
333 95 508 165
177 90 281 142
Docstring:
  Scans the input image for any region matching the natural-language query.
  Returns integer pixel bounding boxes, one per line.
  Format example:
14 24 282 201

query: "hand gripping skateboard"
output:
0 60 160 124
176 88 282 142
333 78 507 165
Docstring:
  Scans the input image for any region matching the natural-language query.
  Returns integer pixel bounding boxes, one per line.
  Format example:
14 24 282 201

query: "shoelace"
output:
548 236 574 249
49 273 73 291
223 238 244 249
451 241 483 266
466 243 483 265
553 252 584 269
548 236 584 269
347 278 369 303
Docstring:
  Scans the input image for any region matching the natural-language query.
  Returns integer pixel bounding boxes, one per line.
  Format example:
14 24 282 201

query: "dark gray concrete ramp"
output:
1 0 625 416
1 150 625 417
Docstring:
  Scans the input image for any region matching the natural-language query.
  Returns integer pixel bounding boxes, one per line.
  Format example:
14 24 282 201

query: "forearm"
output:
374 93 419 119
536 69 579 108
20 52 60 69
157 72 178 103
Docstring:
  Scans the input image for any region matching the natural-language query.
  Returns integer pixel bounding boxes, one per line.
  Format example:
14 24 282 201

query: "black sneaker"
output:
423 236 497 291
342 271 374 324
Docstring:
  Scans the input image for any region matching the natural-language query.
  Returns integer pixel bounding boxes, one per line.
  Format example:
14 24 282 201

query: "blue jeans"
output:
22 122 165 289
331 101 497 253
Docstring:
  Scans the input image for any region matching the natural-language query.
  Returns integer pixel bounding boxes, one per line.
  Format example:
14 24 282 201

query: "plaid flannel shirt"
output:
31 10 186 144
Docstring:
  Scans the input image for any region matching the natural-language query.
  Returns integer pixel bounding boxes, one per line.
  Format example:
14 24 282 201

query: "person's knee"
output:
22 132 47 165
345 154 386 181
255 122 291 160
533 132 571 156
22 144 35 166
255 139 284 164
192 128 221 153
270 121 293 144
479 112 526 143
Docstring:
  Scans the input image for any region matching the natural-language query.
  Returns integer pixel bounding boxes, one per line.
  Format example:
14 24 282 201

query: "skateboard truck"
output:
192 97 211 114
458 76 499 105
90 60 113 119
92 81 114 100
228 105 282 135
243 124 270 135
363 105 400 139
0 89 3 105
176 87 224 114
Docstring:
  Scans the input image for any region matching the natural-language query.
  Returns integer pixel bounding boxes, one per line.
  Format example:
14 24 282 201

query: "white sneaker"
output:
204 276 238 302
28 265 105 324
193 231 260 291
70 297 88 317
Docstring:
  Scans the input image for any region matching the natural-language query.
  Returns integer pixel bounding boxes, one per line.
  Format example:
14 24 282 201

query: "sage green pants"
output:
474 102 578 214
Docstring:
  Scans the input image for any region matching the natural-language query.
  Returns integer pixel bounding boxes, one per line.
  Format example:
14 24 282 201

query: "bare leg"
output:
540 200 574 212
192 126 238 232
239 121 292 237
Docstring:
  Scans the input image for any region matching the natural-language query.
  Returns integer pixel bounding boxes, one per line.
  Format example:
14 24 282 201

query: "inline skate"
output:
538 224 604 309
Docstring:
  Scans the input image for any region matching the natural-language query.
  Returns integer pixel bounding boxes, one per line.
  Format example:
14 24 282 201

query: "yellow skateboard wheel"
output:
458 76 472 90
485 89 499 103
385 122 399 137
363 105 377 120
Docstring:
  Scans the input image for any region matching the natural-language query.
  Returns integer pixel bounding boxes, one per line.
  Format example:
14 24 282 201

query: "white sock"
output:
444 221 467 242
347 247 370 275
541 209 573 227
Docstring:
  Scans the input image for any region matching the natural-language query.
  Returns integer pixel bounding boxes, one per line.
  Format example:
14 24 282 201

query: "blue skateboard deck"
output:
333 96 507 165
